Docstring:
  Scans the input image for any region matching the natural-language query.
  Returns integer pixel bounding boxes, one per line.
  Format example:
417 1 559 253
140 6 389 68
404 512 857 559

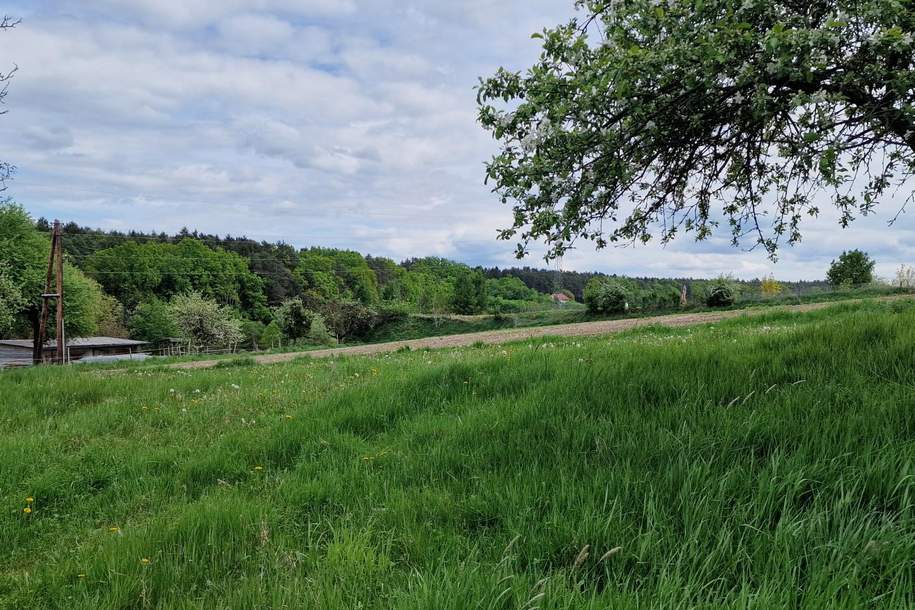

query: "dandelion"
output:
77 573 86 579
284 414 293 420
22 506 32 514
26 496 33 503
140 558 151 565
109 526 120 533
254 465 264 471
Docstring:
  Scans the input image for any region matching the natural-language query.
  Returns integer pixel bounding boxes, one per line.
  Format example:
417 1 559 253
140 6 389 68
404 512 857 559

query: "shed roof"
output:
0 337 149 350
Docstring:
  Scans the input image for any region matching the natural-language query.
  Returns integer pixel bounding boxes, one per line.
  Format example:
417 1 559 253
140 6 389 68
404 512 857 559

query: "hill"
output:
1 299 913 608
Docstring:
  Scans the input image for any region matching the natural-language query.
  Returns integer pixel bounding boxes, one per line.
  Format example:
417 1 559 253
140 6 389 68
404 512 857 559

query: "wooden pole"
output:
35 221 59 364
55 222 65 364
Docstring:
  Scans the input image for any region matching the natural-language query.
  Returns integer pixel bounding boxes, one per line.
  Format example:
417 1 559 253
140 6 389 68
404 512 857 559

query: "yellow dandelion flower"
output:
284 415 293 420
254 465 263 471
140 558 151 565
109 526 120 533
26 496 34 503
22 506 32 514
77 573 86 579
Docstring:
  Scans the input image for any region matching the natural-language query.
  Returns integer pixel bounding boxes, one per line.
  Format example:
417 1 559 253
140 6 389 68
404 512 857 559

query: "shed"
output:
0 337 149 368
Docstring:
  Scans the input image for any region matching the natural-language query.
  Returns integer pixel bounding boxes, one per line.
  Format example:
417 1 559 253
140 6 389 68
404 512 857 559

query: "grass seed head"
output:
572 544 590 569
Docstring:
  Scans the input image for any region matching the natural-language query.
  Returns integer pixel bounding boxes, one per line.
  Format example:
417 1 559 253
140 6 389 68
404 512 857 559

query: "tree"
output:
584 277 629 314
83 238 268 319
167 292 243 352
760 275 783 298
320 300 377 342
0 262 23 336
478 1 915 261
452 269 488 314
274 297 319 342
0 203 105 358
260 320 283 349
894 264 915 288
129 299 178 347
706 284 735 308
827 249 875 286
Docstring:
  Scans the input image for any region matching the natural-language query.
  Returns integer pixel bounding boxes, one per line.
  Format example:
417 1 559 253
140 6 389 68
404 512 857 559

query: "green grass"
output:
364 285 908 343
1 299 913 608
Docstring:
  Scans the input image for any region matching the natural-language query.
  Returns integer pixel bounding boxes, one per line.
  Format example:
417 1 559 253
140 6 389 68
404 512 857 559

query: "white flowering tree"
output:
168 292 243 353
478 0 915 260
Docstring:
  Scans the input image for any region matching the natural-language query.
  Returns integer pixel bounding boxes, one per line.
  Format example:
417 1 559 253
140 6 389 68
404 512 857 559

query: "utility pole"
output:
36 220 65 364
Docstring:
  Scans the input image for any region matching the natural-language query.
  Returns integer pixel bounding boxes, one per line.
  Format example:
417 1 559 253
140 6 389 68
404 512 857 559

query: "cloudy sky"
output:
1 1 914 281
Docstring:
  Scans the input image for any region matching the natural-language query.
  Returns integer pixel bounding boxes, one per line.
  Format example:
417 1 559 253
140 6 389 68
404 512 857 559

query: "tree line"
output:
1 203 891 356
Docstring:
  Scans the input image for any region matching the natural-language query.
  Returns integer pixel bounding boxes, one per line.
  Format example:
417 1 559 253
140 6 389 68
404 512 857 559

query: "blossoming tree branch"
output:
477 0 915 260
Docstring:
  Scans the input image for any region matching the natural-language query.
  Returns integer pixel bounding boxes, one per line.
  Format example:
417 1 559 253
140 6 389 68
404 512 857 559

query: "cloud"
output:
2 1 914 281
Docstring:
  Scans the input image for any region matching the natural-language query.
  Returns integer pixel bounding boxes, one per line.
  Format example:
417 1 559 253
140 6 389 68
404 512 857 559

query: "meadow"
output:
1 299 913 609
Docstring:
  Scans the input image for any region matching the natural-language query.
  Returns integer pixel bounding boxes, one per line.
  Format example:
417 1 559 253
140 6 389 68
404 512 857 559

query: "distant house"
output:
551 292 575 304
0 337 149 368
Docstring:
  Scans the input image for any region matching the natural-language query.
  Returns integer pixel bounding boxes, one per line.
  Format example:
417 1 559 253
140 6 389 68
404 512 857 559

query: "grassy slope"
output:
1 300 913 609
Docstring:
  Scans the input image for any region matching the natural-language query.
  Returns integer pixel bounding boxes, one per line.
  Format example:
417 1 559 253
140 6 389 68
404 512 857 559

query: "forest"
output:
0 203 858 354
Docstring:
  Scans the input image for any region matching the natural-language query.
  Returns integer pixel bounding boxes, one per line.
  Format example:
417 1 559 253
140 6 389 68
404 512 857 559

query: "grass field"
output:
1 299 913 608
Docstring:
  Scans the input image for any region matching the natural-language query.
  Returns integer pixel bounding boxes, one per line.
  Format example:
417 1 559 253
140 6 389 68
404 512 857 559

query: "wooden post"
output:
55 223 65 364
35 220 65 365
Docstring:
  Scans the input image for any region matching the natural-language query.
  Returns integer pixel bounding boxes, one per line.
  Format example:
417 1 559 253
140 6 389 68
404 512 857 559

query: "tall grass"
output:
1 299 913 608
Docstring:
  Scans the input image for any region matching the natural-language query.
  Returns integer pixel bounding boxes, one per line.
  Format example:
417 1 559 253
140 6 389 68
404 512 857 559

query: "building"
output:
551 292 575 304
0 337 150 368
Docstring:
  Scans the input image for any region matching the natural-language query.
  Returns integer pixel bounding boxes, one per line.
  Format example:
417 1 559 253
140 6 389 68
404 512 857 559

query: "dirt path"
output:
169 295 910 370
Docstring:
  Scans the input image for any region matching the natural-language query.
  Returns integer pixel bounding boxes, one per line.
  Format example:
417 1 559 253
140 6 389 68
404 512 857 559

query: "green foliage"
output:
320 300 378 342
273 298 315 342
0 263 24 336
84 238 268 319
296 248 380 305
478 1 915 260
827 249 876 287
2 302 914 607
306 315 336 346
128 300 178 347
260 320 283 350
584 277 630 314
240 320 267 351
705 284 735 308
94 292 127 338
487 276 537 302
167 292 244 350
0 203 106 340
451 269 488 314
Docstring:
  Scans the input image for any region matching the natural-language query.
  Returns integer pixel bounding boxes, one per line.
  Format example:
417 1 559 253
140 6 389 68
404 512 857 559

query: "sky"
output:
1 1 914 281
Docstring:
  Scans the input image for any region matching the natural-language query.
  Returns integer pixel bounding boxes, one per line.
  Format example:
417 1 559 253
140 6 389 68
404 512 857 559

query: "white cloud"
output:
2 1 914 280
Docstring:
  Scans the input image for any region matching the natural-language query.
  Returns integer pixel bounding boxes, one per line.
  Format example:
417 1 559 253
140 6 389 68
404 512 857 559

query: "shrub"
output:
760 275 783 298
452 269 488 314
260 321 283 349
306 314 336 346
827 250 875 287
168 292 244 351
129 299 178 347
240 320 267 350
274 298 315 342
706 284 734 308
321 300 378 342
584 277 630 314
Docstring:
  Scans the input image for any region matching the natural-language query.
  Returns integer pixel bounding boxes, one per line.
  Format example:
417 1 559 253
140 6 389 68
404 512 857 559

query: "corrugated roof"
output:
0 337 149 350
